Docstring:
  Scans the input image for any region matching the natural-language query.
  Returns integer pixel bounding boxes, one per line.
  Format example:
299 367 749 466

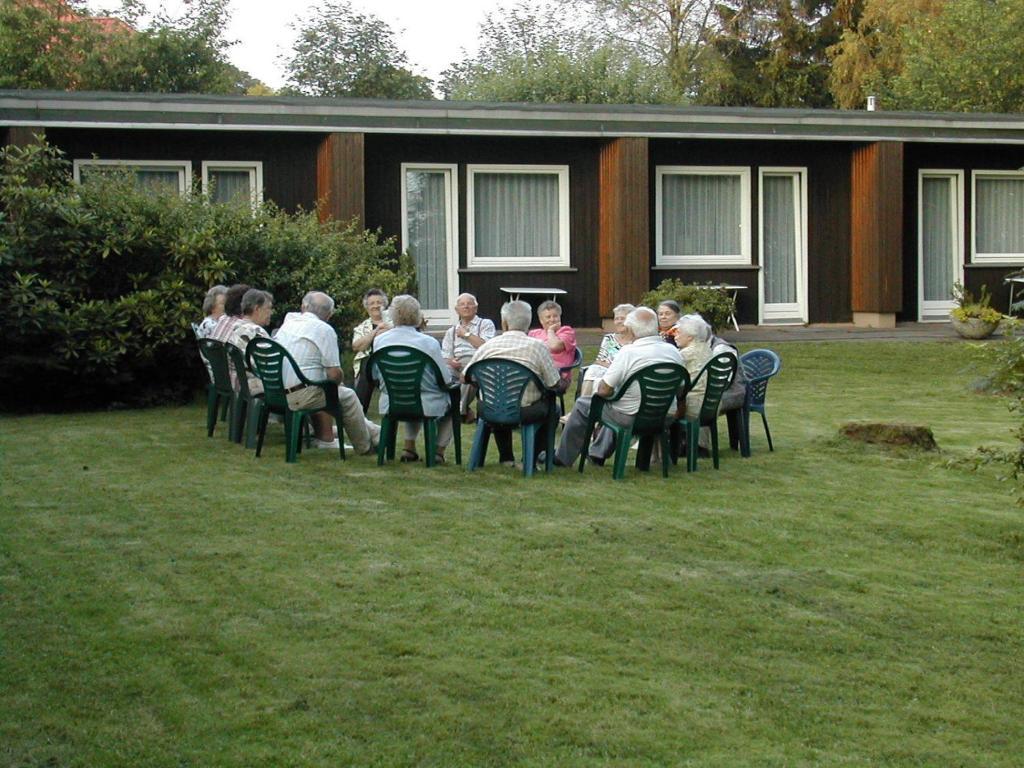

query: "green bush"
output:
638 279 737 331
0 139 413 410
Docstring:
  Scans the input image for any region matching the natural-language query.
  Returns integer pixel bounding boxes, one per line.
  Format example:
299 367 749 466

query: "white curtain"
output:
921 177 955 302
406 170 449 309
976 177 1024 254
209 170 252 204
135 169 182 195
662 174 741 256
474 173 559 259
762 175 797 305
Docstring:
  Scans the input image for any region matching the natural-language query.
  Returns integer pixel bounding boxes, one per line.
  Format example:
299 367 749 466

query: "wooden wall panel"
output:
3 126 44 148
598 138 649 318
851 141 904 314
317 132 364 225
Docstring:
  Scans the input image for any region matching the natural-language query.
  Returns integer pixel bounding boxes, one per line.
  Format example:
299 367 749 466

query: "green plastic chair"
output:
245 337 346 463
368 345 461 468
464 358 560 477
578 361 688 480
558 345 584 415
197 338 234 438
678 352 738 472
226 343 265 449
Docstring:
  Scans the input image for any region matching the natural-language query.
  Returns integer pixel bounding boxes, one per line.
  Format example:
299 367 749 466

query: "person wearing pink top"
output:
527 300 577 378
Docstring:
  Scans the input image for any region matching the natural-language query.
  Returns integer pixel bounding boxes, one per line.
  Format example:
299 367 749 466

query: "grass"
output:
1 341 1022 767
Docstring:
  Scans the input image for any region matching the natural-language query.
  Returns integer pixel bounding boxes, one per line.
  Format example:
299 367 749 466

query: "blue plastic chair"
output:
464 359 560 477
678 353 738 471
245 337 346 463
368 345 461 468
739 349 781 454
578 362 688 480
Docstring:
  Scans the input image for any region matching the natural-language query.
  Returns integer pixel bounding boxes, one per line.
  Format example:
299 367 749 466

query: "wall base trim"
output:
852 312 896 329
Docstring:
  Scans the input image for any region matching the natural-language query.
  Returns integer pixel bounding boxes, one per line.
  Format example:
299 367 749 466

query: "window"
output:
972 170 1024 263
466 165 570 268
401 163 458 322
656 166 751 266
201 161 264 209
73 159 191 195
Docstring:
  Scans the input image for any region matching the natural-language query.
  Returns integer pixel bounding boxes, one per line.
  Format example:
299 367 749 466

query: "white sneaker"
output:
313 438 340 449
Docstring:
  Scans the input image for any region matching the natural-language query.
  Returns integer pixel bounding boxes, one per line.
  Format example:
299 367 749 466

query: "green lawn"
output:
2 341 1022 767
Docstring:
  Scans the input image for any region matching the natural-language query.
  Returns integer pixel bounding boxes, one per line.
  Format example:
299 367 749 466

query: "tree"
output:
0 0 102 89
440 2 680 104
882 0 1024 112
280 0 433 100
827 0 944 109
695 0 860 108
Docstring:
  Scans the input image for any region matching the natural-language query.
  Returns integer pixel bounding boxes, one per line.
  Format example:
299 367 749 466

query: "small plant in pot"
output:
950 282 1002 339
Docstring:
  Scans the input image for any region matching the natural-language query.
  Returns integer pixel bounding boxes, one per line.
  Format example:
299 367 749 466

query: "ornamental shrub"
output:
638 279 737 331
0 139 413 410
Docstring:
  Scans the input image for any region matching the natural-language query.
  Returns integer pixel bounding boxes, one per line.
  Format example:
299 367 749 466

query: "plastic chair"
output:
245 337 346 463
368 345 461 468
226 343 265 449
578 362 688 480
464 359 560 477
677 353 738 471
558 346 584 414
197 338 234 438
739 349 781 454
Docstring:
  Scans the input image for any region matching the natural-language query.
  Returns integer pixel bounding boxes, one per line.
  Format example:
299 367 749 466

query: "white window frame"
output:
400 162 459 325
72 159 192 195
918 169 965 321
971 169 1024 263
758 166 808 325
201 160 264 209
655 165 752 267
466 164 570 269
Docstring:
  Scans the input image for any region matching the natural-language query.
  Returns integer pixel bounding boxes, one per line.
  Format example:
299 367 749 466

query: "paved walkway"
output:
573 322 1005 347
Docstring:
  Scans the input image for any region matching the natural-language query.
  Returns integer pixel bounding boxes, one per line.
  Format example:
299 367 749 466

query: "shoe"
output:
400 449 420 463
537 451 567 468
313 438 339 449
587 455 605 467
500 460 523 470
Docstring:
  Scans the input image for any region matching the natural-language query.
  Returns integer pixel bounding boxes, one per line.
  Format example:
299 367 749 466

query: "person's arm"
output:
545 324 566 352
323 366 344 384
465 318 494 349
596 380 615 398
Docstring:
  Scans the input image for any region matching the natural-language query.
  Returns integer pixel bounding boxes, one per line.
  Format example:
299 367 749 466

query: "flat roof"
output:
4 89 1024 144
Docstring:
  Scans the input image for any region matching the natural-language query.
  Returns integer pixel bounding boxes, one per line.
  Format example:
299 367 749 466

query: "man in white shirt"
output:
274 291 380 453
554 306 681 467
441 293 496 421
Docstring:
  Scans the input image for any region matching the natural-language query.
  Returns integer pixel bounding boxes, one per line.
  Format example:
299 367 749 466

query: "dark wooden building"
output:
4 90 1024 328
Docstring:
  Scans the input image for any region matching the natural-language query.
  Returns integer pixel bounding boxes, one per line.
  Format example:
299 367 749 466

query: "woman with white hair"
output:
580 303 634 397
674 313 713 419
195 284 227 338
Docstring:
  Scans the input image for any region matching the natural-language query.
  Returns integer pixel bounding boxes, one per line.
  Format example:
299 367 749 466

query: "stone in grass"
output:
838 421 938 451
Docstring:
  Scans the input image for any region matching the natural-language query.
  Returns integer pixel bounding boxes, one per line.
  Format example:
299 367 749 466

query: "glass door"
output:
918 170 964 321
759 168 808 324
401 164 459 325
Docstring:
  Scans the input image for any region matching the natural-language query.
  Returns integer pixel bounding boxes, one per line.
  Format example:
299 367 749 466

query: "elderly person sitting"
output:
373 294 458 464
465 299 565 467
274 291 381 453
208 283 251 343
657 299 682 345
352 288 392 413
226 288 273 394
442 292 496 422
673 314 714 420
196 285 227 338
527 300 577 378
581 303 635 397
554 307 681 467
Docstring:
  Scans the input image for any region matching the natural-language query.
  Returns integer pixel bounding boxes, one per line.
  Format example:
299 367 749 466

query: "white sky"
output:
85 0 511 91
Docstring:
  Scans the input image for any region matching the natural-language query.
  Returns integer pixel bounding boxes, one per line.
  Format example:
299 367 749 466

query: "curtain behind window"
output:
922 177 955 301
135 169 182 195
976 177 1024 254
406 170 449 309
662 174 741 256
762 175 797 305
208 170 252 205
474 173 558 259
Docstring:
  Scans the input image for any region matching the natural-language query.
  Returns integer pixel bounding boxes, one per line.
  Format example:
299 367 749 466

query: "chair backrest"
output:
696 353 738 423
197 339 233 395
465 358 551 426
740 349 781 407
559 345 584 375
604 362 689 434
226 343 254 400
369 345 449 419
245 336 303 410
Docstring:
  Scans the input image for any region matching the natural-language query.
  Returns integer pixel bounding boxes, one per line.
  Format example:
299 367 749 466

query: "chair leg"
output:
612 428 631 480
727 410 740 451
522 424 536 478
452 412 461 466
286 413 303 463
545 411 556 473
660 433 672 477
635 435 654 472
330 407 346 460
686 421 697 472
255 407 270 458
424 419 438 468
229 395 245 444
739 406 751 458
468 421 490 471
245 399 263 450
710 422 720 469
761 411 774 451
377 417 392 466
206 387 219 437
219 396 230 422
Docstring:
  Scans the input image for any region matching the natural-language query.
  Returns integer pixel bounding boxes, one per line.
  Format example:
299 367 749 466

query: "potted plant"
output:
950 282 1002 339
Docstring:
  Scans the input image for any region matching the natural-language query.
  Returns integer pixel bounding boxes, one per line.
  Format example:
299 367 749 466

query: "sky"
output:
84 0 510 90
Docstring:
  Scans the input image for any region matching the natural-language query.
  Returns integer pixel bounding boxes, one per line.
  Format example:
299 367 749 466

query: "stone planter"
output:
950 315 999 339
